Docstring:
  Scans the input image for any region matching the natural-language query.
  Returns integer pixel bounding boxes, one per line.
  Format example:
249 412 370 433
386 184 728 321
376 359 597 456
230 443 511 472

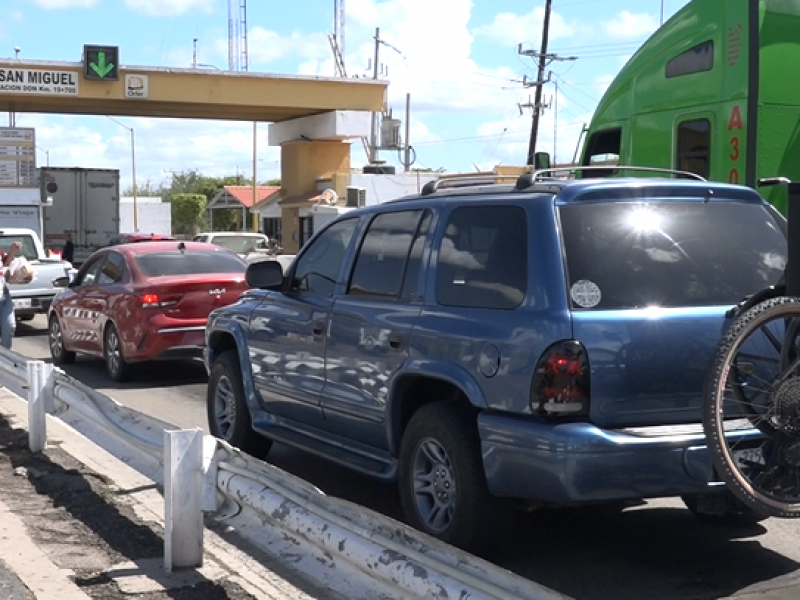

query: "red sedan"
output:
48 241 249 381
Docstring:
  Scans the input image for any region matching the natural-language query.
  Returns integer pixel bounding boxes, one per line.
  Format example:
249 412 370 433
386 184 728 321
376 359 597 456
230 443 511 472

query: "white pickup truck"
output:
193 231 295 271
0 227 74 321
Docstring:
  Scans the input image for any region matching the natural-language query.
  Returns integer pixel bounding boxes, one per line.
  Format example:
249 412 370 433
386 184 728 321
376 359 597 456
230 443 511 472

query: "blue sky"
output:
1 0 688 192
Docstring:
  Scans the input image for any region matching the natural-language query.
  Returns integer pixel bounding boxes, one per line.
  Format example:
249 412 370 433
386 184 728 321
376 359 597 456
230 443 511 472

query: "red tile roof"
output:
224 185 281 208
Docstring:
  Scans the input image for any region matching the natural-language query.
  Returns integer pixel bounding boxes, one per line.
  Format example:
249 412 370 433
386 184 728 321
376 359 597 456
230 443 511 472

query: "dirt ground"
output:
0 411 258 600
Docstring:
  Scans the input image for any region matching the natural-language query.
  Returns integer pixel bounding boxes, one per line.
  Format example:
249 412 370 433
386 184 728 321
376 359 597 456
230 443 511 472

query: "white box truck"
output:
39 167 120 265
0 188 43 237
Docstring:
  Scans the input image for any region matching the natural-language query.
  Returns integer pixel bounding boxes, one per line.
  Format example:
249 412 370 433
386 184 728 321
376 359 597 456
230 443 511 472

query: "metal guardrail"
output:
0 348 570 600
0 346 30 389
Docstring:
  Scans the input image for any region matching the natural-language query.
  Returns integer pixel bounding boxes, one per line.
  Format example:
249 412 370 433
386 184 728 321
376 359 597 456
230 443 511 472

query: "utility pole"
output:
524 0 552 165
519 0 577 166
369 27 380 164
403 93 411 172
553 79 558 163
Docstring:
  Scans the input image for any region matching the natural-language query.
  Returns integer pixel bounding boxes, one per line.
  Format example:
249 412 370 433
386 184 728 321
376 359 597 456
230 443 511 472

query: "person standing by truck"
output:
62 233 75 264
0 241 22 349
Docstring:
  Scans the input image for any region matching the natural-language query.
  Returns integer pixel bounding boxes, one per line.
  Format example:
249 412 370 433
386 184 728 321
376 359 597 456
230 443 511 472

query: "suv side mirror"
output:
246 259 284 289
534 152 551 170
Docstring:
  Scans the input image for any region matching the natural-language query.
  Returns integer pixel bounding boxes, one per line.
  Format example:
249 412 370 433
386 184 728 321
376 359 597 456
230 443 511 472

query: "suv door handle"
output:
312 321 326 337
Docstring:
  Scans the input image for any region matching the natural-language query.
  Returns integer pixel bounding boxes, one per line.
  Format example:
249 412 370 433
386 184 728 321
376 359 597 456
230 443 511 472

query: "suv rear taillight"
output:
531 340 589 417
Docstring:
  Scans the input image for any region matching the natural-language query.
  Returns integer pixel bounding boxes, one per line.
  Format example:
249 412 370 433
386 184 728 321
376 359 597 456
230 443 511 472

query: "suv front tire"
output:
208 350 273 457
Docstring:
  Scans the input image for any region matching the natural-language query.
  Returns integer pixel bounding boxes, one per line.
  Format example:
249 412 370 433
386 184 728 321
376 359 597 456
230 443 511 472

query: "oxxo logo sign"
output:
83 45 119 81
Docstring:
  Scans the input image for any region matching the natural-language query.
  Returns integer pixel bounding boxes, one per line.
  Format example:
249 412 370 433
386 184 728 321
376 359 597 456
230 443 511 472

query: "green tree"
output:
171 193 207 236
159 169 282 233
121 177 167 197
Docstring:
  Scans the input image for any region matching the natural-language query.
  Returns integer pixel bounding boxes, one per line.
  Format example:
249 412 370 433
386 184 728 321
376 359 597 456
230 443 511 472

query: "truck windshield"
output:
560 201 787 309
0 235 38 261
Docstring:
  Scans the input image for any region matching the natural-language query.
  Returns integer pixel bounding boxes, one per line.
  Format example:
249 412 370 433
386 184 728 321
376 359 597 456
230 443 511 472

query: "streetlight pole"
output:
106 116 138 231
252 121 258 232
36 147 49 167
9 47 20 127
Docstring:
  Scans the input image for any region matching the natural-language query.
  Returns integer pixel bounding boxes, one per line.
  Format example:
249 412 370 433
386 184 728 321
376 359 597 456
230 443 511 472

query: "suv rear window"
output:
561 201 786 309
135 250 246 276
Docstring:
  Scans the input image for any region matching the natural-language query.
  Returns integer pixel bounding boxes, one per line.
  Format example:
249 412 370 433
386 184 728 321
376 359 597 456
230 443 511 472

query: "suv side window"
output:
400 211 432 302
291 218 358 296
348 209 427 300
436 205 527 310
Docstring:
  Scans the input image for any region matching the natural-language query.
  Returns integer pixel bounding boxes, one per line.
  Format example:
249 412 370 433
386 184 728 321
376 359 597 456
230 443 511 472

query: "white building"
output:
120 196 172 234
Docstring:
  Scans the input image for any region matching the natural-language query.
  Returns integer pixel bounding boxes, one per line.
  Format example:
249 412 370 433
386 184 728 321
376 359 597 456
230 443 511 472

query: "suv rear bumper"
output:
478 414 758 504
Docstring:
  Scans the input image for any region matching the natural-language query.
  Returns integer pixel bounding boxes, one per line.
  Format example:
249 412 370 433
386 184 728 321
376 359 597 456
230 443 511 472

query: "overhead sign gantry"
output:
0 48 388 253
0 52 385 121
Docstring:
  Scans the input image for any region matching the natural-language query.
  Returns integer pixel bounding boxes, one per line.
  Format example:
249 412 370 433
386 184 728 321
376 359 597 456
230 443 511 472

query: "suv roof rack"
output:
522 164 707 186
420 173 522 196
420 165 707 197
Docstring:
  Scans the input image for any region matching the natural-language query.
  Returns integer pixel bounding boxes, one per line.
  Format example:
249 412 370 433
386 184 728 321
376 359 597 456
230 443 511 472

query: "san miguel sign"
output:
0 68 79 96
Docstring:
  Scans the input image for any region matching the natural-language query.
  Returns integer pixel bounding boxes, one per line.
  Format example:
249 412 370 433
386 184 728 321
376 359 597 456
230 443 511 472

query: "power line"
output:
412 123 588 147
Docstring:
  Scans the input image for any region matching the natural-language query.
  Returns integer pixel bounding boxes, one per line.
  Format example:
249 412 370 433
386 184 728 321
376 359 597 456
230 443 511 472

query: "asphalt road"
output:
11 316 800 600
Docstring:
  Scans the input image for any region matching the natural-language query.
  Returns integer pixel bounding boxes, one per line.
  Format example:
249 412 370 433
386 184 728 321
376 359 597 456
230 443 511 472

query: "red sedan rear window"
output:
135 250 246 276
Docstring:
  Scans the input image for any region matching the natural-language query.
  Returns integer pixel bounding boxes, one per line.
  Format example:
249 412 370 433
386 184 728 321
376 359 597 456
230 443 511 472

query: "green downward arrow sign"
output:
90 51 115 78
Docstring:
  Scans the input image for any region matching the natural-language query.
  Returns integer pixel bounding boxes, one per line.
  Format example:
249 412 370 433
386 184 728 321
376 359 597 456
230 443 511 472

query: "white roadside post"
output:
27 360 53 453
164 428 205 571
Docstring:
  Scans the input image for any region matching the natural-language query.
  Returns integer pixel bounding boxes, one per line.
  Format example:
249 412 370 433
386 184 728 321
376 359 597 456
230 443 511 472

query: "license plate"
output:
733 447 765 467
12 298 31 309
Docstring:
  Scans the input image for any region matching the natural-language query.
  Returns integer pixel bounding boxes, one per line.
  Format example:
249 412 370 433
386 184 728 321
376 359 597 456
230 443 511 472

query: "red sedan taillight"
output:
531 341 589 417
141 293 182 308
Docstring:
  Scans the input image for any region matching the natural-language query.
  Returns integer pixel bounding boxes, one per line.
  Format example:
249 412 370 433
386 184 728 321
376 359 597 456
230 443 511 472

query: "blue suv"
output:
204 172 788 552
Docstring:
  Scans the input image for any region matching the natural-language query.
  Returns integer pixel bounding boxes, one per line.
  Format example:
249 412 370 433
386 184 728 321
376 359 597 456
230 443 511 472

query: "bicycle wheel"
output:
704 296 800 517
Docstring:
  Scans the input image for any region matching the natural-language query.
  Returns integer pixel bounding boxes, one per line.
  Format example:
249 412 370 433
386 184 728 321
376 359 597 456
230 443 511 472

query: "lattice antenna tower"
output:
228 0 249 71
330 0 347 77
335 0 345 58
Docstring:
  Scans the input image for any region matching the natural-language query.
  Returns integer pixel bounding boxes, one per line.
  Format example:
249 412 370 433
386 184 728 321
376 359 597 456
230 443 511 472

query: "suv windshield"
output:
560 201 787 309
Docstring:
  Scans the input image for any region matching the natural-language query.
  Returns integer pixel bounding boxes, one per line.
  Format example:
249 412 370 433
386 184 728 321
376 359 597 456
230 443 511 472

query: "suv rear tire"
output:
207 350 273 458
398 401 506 553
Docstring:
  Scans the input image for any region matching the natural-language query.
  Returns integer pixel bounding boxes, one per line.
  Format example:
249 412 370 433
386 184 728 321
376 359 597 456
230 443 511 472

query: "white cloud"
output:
122 0 214 18
603 11 660 40
295 0 528 118
22 114 281 192
29 0 100 7
248 28 329 64
473 8 576 48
